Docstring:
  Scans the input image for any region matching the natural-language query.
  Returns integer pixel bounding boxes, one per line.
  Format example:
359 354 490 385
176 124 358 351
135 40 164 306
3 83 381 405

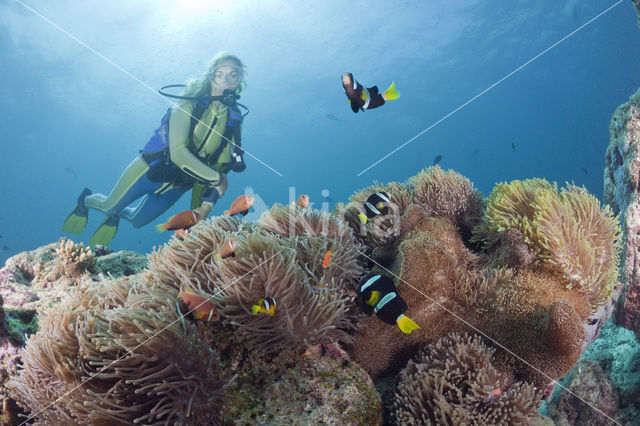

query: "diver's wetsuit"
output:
84 101 241 228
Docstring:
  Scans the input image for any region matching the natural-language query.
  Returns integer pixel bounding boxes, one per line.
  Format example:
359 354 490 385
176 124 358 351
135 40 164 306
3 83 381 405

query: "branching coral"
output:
56 237 96 270
394 332 542 425
35 238 97 282
7 278 230 425
472 179 621 310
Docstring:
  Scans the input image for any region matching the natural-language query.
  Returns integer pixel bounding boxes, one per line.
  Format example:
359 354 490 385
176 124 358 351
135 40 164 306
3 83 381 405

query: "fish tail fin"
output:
251 305 261 315
214 253 222 262
382 81 400 101
223 210 229 215
155 223 167 233
397 314 420 334
357 213 368 225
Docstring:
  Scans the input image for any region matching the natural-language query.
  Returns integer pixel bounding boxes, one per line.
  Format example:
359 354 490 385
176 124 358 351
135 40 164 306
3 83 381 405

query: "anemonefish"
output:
483 388 502 405
341 72 400 113
251 297 277 317
322 250 333 269
358 273 420 334
224 195 255 216
156 210 200 232
215 239 237 261
297 194 310 208
357 191 391 225
174 229 190 240
177 288 220 322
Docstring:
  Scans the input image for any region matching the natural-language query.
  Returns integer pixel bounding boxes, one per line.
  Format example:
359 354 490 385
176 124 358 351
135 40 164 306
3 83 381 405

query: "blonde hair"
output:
179 52 247 108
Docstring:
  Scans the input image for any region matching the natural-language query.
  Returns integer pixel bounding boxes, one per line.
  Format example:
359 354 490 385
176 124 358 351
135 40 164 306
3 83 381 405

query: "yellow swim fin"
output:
382 81 400 101
357 212 368 225
61 188 92 234
89 214 119 247
396 314 420 334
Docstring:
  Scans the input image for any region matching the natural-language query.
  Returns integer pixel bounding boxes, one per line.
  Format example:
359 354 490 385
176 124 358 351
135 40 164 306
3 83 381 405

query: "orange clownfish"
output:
224 195 255 216
177 288 220 322
156 210 200 232
322 250 332 269
251 297 276 317
215 239 237 261
297 194 309 208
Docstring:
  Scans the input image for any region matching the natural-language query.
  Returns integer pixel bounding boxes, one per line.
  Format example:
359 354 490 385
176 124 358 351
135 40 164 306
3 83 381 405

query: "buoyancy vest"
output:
141 101 243 184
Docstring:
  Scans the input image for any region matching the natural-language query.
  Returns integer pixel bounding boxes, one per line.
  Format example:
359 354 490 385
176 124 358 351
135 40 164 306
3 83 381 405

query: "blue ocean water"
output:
0 0 638 265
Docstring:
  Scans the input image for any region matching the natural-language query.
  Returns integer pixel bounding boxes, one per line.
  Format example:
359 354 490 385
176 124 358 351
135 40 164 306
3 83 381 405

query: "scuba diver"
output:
62 52 249 246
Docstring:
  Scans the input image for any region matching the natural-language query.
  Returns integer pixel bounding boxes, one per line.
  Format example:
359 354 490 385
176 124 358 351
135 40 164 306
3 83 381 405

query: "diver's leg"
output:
84 156 161 216
120 186 189 228
87 157 162 246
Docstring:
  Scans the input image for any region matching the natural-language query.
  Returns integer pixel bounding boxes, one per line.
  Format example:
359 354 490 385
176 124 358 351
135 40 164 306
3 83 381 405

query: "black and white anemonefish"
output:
341 73 400 113
358 273 420 334
357 191 391 225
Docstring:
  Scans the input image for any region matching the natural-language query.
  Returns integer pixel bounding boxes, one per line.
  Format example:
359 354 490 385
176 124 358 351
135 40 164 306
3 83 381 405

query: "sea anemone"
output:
394 332 541 425
7 278 230 425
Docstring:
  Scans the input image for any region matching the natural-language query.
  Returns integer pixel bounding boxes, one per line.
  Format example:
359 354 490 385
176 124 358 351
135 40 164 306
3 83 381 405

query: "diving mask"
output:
209 63 243 89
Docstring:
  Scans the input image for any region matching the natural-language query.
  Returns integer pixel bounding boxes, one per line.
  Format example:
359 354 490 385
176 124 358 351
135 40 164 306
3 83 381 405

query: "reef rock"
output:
605 88 640 340
223 342 382 424
548 359 623 425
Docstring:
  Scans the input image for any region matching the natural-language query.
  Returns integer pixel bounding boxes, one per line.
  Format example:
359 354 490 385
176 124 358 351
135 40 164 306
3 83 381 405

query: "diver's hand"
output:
215 173 229 198
193 203 213 220
231 151 246 172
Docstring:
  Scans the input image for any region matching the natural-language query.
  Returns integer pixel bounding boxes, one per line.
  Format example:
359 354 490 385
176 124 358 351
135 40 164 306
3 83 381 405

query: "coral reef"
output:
344 167 619 395
606 88 640 341
0 243 148 424
547 359 623 425
146 206 365 355
472 179 621 311
394 332 541 425
7 278 230 425
3 205 380 424
222 342 381 424
544 320 640 425
0 161 624 423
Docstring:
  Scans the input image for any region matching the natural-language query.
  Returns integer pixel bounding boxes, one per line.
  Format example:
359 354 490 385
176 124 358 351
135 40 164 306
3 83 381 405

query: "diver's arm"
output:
168 105 221 184
192 174 227 219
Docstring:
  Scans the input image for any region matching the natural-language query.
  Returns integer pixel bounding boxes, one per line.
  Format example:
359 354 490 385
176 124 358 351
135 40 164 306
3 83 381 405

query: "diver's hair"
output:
178 52 247 108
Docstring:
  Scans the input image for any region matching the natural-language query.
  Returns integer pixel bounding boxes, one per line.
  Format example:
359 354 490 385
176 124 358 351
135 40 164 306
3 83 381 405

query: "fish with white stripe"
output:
358 273 420 334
